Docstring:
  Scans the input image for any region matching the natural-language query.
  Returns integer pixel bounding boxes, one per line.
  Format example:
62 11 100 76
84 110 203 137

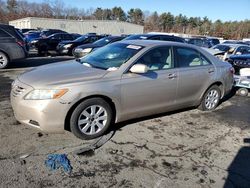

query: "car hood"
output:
18 60 108 88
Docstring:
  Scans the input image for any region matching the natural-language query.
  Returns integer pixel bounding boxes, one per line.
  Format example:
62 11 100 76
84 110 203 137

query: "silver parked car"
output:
11 40 234 139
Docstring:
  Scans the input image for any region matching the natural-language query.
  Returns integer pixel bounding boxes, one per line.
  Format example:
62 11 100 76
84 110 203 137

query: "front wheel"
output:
0 52 9 69
198 85 221 111
70 98 113 140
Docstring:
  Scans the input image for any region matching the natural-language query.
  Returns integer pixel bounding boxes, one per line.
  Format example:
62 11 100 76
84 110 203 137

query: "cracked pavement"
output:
0 56 250 188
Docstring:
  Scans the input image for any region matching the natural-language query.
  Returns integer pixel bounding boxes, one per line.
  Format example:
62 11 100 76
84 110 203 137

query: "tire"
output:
38 45 48 56
38 48 44 56
0 51 9 69
67 48 73 56
70 98 113 140
237 88 248 97
198 85 221 111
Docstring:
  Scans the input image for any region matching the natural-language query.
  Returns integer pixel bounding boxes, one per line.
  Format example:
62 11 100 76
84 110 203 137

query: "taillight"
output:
229 67 235 74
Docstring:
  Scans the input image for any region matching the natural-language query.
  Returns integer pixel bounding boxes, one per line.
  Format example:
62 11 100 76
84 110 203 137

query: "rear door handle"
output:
168 73 177 79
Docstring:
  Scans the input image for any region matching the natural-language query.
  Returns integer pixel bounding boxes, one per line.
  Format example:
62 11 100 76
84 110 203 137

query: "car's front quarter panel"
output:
59 77 122 123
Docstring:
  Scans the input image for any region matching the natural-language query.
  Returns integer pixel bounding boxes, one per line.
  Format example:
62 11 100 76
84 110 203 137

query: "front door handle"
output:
168 73 177 79
208 68 215 73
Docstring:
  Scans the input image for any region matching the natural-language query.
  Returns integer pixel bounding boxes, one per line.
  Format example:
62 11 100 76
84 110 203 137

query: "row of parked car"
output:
0 24 250 70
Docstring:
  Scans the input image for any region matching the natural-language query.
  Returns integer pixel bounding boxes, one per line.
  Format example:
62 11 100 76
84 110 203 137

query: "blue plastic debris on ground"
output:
45 154 72 173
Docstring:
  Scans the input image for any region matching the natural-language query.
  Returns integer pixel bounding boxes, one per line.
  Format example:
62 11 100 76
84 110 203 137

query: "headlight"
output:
24 89 68 100
31 40 38 43
64 44 72 48
82 48 92 53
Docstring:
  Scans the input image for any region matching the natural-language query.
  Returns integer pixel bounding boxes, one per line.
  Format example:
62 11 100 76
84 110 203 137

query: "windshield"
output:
74 35 88 42
80 43 143 70
213 45 231 52
93 37 111 46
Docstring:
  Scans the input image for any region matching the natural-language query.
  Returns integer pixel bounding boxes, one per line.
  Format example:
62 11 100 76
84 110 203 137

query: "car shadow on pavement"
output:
223 138 250 188
220 88 237 104
109 89 238 133
109 106 195 132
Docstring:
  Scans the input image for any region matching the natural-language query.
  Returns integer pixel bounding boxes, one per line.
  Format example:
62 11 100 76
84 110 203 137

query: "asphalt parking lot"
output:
0 54 250 188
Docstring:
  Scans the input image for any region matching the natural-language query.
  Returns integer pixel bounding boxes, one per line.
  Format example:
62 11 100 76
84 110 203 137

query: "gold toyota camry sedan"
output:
11 40 234 139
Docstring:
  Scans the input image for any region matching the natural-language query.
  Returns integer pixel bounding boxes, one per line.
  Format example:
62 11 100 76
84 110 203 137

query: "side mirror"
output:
130 64 148 74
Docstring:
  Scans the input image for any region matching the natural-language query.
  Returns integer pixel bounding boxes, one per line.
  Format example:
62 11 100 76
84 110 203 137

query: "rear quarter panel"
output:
0 39 26 61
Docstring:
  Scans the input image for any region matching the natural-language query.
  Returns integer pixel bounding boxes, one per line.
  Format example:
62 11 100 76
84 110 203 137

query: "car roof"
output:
130 33 181 38
216 43 248 48
117 39 193 48
52 33 70 36
105 36 124 39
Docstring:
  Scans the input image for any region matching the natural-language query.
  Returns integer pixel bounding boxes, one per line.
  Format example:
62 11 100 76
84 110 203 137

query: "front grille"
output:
12 85 26 97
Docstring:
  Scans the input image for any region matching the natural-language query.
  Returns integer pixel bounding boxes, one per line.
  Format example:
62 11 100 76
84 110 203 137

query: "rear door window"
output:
175 47 211 68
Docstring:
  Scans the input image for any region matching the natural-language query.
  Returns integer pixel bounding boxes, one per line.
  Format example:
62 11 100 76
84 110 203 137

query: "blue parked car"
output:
24 31 41 47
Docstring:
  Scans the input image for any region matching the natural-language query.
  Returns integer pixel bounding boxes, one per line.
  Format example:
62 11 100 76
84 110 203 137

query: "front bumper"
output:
10 79 71 133
57 46 69 55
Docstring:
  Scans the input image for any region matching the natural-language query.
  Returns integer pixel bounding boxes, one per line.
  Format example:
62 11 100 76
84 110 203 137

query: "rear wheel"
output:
198 85 221 111
237 88 248 97
70 98 113 140
0 51 9 69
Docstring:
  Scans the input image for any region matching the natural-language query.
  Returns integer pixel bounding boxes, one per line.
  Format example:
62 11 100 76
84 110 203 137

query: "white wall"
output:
9 17 144 35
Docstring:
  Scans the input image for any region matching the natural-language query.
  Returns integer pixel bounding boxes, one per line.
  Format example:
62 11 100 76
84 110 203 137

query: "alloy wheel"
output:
0 52 8 69
78 105 108 135
205 89 219 110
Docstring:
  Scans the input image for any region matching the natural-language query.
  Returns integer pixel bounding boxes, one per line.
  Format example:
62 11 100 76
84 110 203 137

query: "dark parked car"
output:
40 29 67 38
207 38 220 47
228 54 250 73
185 37 211 48
36 33 79 55
57 34 104 55
73 36 125 59
0 24 27 69
124 34 185 43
